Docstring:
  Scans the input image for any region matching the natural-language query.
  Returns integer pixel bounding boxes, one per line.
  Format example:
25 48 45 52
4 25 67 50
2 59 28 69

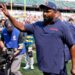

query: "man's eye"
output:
44 10 48 12
44 11 50 13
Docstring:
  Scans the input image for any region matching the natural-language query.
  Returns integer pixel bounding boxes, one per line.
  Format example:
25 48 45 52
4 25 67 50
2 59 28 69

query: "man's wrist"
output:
7 14 10 18
3 47 7 51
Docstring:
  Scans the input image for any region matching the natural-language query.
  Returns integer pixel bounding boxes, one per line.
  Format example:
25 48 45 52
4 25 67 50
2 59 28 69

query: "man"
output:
23 33 34 70
1 19 26 75
0 2 75 75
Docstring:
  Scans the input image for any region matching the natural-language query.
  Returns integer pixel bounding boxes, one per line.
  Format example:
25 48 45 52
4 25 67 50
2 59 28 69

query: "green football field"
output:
20 52 43 75
20 52 72 75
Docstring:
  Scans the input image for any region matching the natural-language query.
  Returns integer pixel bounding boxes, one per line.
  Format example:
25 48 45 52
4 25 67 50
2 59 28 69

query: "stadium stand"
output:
0 0 75 10
49 0 75 9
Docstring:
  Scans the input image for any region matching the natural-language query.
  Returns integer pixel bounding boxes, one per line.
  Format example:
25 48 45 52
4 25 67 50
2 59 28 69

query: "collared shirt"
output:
24 19 75 74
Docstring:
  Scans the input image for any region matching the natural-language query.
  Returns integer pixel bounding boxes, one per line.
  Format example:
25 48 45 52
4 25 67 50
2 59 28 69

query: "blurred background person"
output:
23 32 34 70
1 19 26 75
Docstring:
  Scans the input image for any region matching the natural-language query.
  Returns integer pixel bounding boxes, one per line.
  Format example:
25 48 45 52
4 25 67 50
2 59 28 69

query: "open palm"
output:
0 4 10 17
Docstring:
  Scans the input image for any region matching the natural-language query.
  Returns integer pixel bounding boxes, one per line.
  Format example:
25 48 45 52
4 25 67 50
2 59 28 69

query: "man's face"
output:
6 24 13 32
43 8 56 24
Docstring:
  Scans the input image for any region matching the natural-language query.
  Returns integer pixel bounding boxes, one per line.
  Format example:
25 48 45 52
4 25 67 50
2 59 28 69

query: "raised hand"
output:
0 3 10 17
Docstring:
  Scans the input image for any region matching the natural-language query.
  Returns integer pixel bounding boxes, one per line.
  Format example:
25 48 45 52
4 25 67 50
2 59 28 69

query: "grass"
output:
20 52 43 75
20 52 72 75
66 61 72 75
20 63 43 75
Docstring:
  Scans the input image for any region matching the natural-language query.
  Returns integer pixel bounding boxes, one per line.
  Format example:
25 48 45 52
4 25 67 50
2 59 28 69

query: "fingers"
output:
0 4 4 9
0 3 6 10
0 3 8 16
3 4 7 9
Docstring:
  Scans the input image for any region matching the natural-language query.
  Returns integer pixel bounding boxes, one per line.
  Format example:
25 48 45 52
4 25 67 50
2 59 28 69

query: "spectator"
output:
1 19 26 75
23 32 34 70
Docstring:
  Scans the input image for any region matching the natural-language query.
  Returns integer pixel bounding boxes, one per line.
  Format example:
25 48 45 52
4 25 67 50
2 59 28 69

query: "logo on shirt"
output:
49 27 58 31
12 35 16 40
4 33 7 35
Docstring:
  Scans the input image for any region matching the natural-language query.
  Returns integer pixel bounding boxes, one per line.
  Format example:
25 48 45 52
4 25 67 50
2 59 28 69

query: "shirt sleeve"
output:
24 23 34 33
62 24 75 48
69 24 75 39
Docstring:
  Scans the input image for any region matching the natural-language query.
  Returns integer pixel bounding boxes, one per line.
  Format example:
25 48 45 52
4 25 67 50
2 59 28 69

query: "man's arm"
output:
0 4 25 31
0 40 4 48
70 45 75 75
1 33 7 51
62 23 75 75
14 32 24 56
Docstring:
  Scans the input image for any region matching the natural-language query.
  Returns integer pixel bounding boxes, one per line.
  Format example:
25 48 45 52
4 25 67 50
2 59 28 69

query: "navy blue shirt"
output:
68 23 75 39
24 19 75 74
63 21 75 62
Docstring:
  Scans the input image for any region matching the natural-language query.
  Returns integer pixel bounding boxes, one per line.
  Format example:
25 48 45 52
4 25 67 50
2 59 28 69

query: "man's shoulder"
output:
33 21 43 27
1 28 6 32
55 19 64 26
13 28 20 33
33 21 43 25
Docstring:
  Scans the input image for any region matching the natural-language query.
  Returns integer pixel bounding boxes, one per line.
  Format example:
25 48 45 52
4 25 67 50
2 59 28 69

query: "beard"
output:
43 17 54 24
